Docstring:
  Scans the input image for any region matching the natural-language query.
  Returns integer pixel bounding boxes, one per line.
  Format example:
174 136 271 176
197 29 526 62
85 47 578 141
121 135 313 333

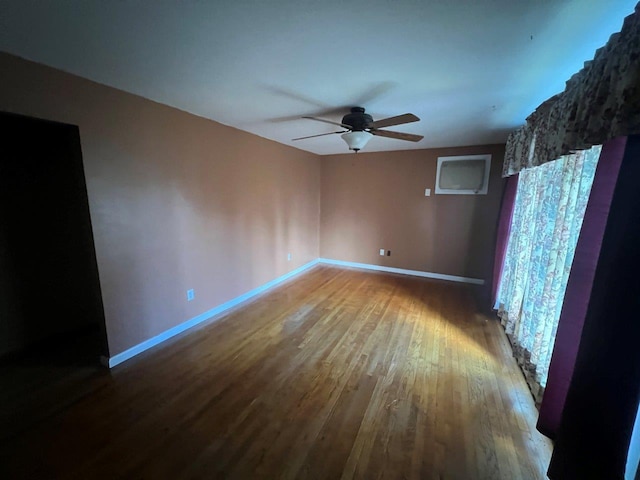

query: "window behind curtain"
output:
495 145 601 402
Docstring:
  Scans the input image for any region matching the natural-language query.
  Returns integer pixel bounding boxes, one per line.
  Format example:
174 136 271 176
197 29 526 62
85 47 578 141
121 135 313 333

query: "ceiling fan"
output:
292 107 423 152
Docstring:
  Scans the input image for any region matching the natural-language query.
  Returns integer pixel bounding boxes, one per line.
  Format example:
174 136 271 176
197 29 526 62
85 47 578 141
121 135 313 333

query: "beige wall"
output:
320 145 505 280
0 52 321 356
0 52 506 359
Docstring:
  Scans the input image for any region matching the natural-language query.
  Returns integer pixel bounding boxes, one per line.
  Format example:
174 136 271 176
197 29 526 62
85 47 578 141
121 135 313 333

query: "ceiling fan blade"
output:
303 116 351 129
368 113 420 129
371 129 424 142
353 81 397 106
292 131 345 141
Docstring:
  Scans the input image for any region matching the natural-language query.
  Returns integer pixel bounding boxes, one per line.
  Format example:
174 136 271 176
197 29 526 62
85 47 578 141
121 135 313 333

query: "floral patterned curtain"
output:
496 146 601 403
503 3 640 177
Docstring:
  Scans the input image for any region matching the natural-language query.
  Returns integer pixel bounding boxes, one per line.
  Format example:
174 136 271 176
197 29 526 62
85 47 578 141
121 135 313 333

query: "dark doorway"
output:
0 111 108 362
0 112 109 436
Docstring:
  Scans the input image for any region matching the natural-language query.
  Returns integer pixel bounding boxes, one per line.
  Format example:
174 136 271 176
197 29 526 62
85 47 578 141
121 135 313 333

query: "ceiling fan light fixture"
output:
341 131 372 152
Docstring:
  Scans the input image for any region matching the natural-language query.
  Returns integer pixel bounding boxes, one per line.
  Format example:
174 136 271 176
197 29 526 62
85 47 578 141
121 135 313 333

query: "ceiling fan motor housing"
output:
342 107 373 131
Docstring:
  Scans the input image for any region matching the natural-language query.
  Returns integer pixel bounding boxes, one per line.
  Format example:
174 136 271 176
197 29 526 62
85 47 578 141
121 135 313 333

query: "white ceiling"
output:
0 0 637 155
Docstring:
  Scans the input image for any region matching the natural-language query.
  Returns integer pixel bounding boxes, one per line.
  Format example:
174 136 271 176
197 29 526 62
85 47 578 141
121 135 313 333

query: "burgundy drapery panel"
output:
537 136 627 438
495 2 640 475
547 135 640 479
491 174 518 307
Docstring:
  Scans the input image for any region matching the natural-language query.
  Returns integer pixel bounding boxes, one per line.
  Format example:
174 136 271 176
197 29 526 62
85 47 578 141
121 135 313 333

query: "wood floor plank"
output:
0 265 552 479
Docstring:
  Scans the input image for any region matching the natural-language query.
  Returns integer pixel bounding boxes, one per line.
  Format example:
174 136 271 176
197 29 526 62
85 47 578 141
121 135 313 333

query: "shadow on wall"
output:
431 155 506 283
468 184 506 307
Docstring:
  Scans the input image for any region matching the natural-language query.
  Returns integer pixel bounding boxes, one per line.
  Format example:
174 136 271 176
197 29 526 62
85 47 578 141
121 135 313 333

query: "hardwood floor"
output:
0 266 552 479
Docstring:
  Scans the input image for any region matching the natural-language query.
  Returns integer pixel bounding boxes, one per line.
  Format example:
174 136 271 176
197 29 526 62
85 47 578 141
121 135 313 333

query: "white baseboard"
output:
106 259 320 368
317 258 485 285
105 257 482 368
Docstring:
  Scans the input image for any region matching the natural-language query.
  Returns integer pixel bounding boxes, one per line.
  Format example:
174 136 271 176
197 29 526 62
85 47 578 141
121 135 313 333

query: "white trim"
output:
105 257 482 368
106 259 319 368
318 258 485 285
625 401 640 480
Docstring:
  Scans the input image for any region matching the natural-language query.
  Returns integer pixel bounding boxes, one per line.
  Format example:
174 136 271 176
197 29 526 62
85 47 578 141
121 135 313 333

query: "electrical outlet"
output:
379 249 385 256
287 252 291 261
187 289 194 301
425 188 431 196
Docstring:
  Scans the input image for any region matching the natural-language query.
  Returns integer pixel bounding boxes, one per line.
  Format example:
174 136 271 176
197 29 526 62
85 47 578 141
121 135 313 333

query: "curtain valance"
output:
503 3 640 177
